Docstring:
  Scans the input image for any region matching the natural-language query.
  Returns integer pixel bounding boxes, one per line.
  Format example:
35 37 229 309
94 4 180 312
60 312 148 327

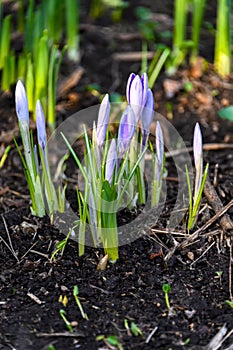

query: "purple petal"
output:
142 89 154 135
193 123 203 201
15 80 29 125
141 73 148 107
126 73 149 122
36 100 47 152
156 121 163 167
193 123 202 170
126 73 136 103
129 75 143 107
117 106 136 157
105 139 117 184
34 144 39 174
96 94 110 147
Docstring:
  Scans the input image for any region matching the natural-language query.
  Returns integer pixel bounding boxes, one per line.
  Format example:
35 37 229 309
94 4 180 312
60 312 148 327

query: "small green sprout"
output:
96 335 123 350
46 345 56 350
131 322 143 337
59 309 73 332
51 224 77 260
124 319 143 337
184 82 193 93
225 300 233 308
73 285 88 320
183 337 190 345
162 283 171 310
0 145 11 169
215 271 223 278
215 271 223 285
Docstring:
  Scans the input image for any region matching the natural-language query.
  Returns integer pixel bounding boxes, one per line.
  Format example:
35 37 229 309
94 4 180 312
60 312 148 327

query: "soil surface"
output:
0 1 233 350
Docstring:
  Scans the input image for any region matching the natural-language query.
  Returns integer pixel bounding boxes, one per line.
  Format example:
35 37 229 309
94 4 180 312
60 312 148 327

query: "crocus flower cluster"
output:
15 80 65 220
62 72 165 262
15 71 210 263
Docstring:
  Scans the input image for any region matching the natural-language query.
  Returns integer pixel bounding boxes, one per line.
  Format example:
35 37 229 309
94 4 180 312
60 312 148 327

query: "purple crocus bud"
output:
96 94 110 147
155 122 163 181
36 100 47 151
88 187 98 241
193 123 203 202
142 89 154 147
117 106 136 158
126 72 148 121
15 80 29 125
34 144 39 175
105 139 116 184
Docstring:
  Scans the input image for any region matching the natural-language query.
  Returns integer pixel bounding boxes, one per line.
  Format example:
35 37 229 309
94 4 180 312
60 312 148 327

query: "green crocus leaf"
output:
101 180 117 202
218 106 233 121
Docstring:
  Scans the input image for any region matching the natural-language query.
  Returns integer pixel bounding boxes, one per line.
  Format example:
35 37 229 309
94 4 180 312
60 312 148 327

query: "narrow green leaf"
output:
218 106 233 122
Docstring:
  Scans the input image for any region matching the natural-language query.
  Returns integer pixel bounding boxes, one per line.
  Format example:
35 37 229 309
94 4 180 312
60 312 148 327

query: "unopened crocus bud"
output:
155 122 163 179
96 94 110 147
15 80 29 125
193 123 203 203
126 72 148 121
15 80 35 179
117 106 136 158
142 89 154 147
105 139 116 184
34 144 39 175
88 187 97 241
36 100 47 152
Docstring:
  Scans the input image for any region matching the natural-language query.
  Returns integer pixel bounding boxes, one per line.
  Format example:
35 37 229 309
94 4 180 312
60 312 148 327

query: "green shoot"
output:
96 335 124 350
0 145 11 169
124 319 143 336
46 345 56 350
59 309 73 332
166 0 188 75
225 300 233 308
0 15 11 69
214 0 231 77
51 223 78 260
131 322 143 337
73 285 89 320
148 48 170 89
48 45 66 132
65 0 79 62
190 0 207 64
162 283 171 310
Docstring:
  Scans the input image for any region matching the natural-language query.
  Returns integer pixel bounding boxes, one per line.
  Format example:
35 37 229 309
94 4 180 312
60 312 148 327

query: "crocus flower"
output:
36 100 49 171
126 73 148 121
15 80 29 126
105 139 116 184
117 106 136 158
36 100 47 152
34 144 39 175
88 186 98 241
193 123 203 203
155 121 164 181
141 89 154 148
15 80 35 179
96 94 110 148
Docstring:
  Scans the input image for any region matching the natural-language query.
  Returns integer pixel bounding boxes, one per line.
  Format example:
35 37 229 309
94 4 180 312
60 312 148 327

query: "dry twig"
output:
37 332 84 337
204 177 233 231
0 214 19 262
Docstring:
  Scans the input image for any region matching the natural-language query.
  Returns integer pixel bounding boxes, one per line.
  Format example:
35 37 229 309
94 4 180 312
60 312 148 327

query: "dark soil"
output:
0 1 233 350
